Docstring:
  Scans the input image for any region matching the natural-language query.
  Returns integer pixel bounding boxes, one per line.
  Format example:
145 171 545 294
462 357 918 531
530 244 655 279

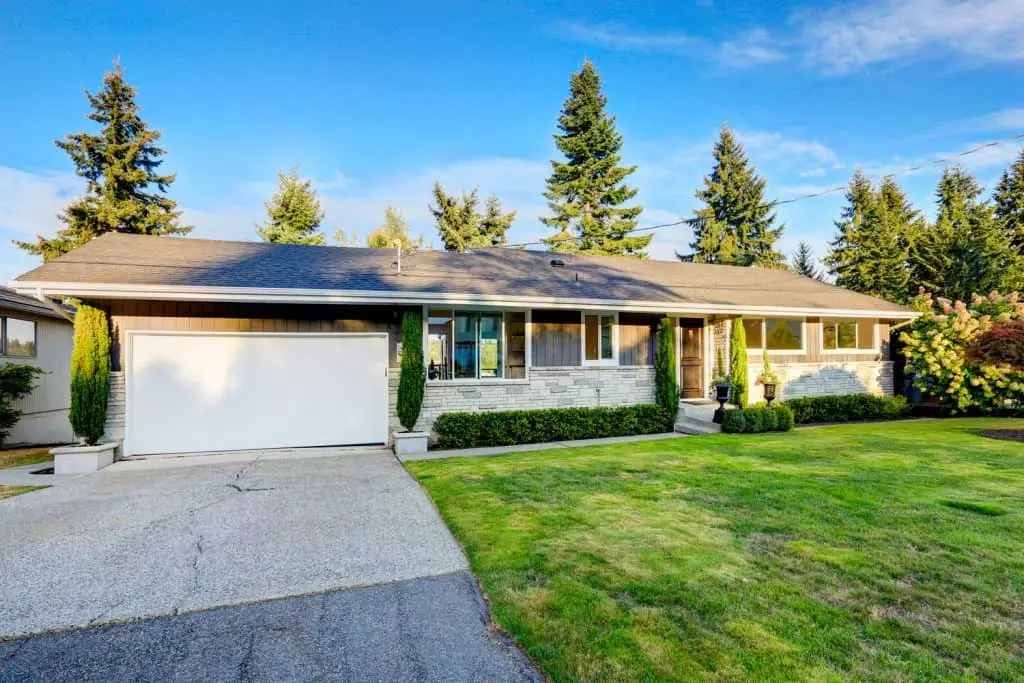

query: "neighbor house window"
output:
822 319 876 351
3 317 36 357
583 313 615 363
743 318 804 351
427 310 512 381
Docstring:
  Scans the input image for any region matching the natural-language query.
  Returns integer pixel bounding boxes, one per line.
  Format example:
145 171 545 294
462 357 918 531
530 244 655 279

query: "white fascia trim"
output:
11 281 920 320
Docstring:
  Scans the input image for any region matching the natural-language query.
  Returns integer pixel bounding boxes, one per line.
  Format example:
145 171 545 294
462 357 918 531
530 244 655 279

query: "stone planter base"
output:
50 442 118 474
393 431 429 456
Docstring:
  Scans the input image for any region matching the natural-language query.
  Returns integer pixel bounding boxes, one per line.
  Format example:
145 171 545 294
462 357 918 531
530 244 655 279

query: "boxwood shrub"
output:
433 404 674 450
721 405 795 434
780 394 910 425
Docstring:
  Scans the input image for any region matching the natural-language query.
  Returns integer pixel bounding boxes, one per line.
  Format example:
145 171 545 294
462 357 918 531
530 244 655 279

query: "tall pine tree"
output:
911 166 1015 302
825 170 874 288
15 62 190 260
994 148 1024 252
791 241 824 280
691 125 785 268
256 169 326 245
430 182 515 252
541 61 648 256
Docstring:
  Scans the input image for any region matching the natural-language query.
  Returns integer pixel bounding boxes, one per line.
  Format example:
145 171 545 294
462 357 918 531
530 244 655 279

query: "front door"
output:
679 319 704 399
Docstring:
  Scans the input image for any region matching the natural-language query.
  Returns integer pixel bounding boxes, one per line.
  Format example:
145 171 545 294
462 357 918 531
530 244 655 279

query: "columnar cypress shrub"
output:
729 320 748 407
69 304 110 444
397 310 425 431
654 317 677 417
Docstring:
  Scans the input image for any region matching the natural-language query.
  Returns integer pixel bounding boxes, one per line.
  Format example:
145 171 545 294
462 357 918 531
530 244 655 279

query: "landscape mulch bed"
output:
977 430 1024 443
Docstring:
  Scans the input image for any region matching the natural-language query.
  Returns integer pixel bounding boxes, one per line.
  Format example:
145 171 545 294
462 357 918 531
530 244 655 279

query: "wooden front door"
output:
679 319 704 399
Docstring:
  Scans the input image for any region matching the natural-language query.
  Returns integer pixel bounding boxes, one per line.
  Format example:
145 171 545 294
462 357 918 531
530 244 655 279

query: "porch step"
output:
674 416 721 435
673 399 723 435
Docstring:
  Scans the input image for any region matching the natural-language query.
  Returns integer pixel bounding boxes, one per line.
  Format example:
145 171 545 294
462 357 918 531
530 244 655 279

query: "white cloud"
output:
554 22 784 68
969 108 1024 132
797 0 1024 73
738 131 840 166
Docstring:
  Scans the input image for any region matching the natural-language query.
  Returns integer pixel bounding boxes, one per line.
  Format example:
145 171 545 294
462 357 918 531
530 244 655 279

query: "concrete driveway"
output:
0 449 468 638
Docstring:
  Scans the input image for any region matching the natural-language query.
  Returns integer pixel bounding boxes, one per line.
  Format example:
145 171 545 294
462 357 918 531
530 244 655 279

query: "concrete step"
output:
674 416 721 435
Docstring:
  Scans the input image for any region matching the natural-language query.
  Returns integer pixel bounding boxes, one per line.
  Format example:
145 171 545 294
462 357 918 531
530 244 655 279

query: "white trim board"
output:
12 280 918 320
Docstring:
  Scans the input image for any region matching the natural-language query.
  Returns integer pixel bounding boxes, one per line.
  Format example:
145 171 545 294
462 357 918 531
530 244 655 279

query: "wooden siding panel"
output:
618 313 658 366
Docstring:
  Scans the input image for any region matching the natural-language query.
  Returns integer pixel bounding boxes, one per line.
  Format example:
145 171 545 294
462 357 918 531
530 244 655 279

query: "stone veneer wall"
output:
388 366 657 435
746 361 894 403
104 371 125 445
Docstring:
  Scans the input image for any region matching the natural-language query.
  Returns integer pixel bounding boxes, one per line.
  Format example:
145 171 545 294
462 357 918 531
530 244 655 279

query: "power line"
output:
506 131 1024 249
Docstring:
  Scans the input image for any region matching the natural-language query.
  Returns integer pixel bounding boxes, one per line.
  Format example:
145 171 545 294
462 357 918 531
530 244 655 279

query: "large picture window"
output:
822 319 876 352
3 317 36 357
427 310 524 381
743 318 804 352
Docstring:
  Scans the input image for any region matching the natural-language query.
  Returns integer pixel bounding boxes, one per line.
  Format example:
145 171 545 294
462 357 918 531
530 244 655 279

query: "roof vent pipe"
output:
392 240 402 273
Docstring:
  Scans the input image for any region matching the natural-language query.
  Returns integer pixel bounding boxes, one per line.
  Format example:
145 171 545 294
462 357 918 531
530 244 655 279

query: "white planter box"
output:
50 442 118 474
393 431 428 456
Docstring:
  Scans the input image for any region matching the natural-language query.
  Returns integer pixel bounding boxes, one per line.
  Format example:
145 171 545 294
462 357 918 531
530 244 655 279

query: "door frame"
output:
123 330 390 456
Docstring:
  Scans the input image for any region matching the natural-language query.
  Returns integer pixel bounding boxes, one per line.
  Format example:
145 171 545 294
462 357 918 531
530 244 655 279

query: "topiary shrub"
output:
729 319 748 407
433 404 674 449
721 405 793 434
654 317 677 418
397 310 426 431
779 394 910 424
69 304 111 445
0 364 45 446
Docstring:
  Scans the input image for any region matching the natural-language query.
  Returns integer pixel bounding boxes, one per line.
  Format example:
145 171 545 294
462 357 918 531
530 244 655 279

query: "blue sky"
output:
2 0 1023 282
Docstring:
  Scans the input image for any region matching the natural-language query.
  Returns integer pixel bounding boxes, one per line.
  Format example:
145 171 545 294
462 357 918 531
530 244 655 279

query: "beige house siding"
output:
3 313 74 445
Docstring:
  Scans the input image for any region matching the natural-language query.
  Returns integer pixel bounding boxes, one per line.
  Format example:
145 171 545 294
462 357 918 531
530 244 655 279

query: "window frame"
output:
820 318 878 355
742 317 807 355
422 306 530 384
1 316 37 359
581 311 619 366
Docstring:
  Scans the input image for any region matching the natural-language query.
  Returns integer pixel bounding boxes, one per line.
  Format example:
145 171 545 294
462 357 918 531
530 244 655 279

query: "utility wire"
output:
506 132 1024 249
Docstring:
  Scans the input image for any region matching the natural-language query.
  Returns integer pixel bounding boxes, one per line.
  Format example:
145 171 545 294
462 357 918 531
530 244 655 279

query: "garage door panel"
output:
126 333 388 455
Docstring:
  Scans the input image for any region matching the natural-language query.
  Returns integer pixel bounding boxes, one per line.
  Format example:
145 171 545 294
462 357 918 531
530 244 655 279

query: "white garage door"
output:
125 332 388 456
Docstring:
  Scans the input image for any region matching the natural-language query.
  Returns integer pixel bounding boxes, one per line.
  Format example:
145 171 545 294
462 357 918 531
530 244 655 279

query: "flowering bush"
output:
901 289 1024 413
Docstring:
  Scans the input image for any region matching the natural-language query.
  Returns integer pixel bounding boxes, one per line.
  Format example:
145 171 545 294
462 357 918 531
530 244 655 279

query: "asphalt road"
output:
0 572 541 683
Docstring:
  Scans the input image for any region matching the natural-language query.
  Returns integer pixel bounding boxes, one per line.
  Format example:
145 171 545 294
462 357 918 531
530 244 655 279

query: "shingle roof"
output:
13 233 913 315
0 286 72 321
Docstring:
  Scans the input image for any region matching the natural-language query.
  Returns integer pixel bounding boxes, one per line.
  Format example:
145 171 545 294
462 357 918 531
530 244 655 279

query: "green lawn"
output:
0 485 47 500
0 446 53 470
408 418 1024 682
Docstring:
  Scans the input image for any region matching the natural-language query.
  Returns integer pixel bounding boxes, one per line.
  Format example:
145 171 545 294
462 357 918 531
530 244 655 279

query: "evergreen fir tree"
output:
912 166 1015 301
825 170 874 289
993 148 1024 251
15 62 190 260
366 206 424 250
692 125 785 268
430 182 515 252
256 169 326 245
791 241 824 280
858 180 912 301
541 61 648 256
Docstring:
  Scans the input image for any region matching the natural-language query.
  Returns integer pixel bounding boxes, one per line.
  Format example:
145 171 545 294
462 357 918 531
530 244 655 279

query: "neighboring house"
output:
0 287 74 446
12 233 914 457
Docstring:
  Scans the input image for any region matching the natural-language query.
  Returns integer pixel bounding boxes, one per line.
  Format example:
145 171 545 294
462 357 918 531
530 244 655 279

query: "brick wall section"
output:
388 366 656 434
746 361 894 402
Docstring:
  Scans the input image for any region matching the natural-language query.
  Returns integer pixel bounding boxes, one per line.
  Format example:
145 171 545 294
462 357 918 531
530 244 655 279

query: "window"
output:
427 310 510 381
743 318 804 351
822 319 875 351
583 313 615 363
3 318 36 357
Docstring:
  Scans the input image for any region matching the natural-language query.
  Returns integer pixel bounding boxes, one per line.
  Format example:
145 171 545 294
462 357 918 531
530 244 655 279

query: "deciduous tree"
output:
366 206 424 250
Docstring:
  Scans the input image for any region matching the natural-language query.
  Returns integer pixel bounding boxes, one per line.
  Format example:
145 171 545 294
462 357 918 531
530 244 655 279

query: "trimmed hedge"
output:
70 304 110 445
722 405 795 434
780 394 911 425
397 310 425 431
434 404 674 450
